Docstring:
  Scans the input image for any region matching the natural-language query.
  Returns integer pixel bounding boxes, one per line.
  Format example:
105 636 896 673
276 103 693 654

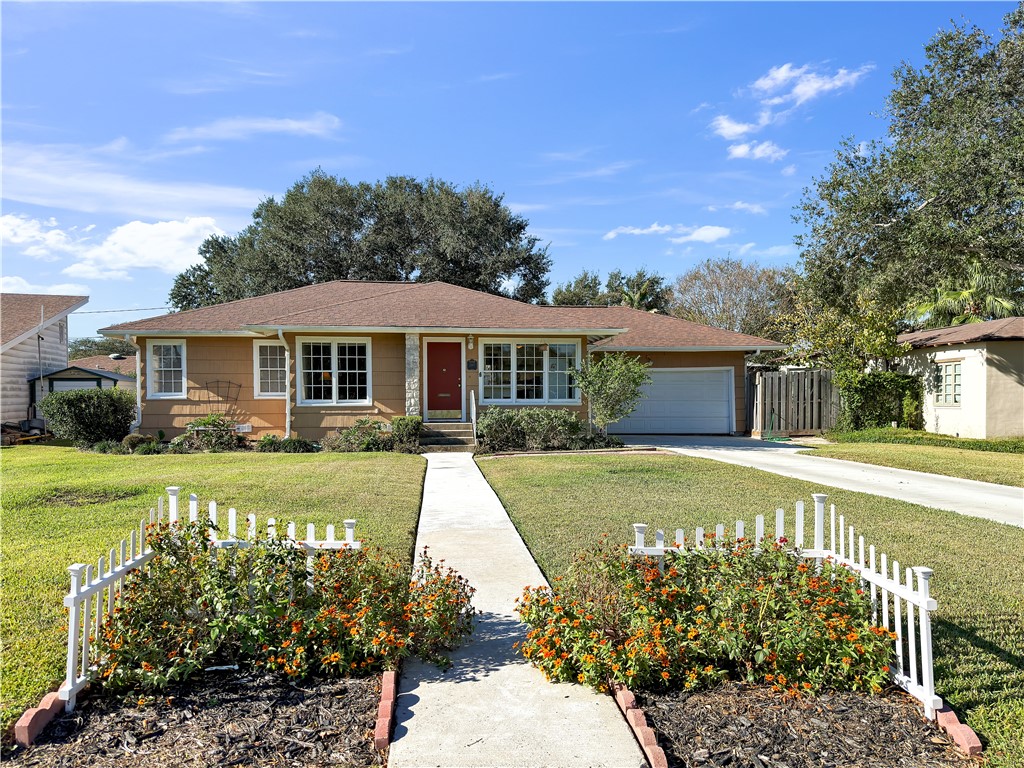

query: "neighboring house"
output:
28 364 136 396
70 353 137 377
98 280 783 439
1 293 89 424
897 317 1024 439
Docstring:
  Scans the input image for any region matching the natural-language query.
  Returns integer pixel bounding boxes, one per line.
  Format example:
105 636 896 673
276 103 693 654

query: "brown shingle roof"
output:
69 354 137 375
1 293 89 348
898 317 1024 349
99 280 783 350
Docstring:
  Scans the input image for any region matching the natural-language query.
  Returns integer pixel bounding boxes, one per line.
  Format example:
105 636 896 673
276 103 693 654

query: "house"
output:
98 280 784 439
70 353 137 378
897 317 1024 439
28 363 136 396
1 293 89 424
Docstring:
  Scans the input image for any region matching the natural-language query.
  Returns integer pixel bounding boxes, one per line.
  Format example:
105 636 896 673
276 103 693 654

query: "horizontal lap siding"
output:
139 336 285 438
290 332 405 439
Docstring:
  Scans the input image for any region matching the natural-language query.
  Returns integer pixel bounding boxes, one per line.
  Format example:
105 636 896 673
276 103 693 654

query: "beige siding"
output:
985 340 1024 438
138 336 287 438
904 344 988 439
1 318 68 423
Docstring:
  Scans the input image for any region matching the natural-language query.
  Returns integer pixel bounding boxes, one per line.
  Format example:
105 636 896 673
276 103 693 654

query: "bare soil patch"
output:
638 683 975 768
4 672 384 767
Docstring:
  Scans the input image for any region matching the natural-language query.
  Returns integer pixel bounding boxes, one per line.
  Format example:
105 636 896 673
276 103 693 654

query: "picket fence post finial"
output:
632 523 647 549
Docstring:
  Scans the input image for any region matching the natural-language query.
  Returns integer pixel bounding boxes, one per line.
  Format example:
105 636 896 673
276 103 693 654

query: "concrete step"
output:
419 435 475 447
419 444 475 453
422 422 474 435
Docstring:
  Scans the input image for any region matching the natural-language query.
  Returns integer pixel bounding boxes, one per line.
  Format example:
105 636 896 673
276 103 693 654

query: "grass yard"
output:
798 443 1024 487
479 453 1024 767
0 445 426 734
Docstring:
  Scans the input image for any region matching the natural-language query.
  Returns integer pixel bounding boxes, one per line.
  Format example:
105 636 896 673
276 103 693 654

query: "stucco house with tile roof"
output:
1 293 89 424
100 280 783 439
897 317 1024 439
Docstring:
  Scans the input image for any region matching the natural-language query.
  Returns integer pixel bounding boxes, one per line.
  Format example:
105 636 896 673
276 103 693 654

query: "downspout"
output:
277 328 292 438
125 334 142 432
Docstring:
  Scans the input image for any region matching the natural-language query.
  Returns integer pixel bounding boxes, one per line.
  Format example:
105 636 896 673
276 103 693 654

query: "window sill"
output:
147 393 188 400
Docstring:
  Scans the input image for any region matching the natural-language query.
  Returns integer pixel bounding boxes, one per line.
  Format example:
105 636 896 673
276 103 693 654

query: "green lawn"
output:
798 443 1024 487
0 445 425 733
478 453 1024 767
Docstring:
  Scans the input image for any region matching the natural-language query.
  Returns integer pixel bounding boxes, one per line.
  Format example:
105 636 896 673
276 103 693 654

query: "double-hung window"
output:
297 338 372 405
147 340 186 399
934 361 961 405
480 340 579 404
254 341 288 398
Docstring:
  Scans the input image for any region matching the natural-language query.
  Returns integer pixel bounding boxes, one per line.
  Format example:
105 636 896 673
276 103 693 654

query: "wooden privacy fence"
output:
749 369 839 436
61 486 361 712
628 493 941 720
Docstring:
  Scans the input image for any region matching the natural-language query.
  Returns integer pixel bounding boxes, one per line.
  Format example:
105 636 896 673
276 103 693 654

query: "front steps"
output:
419 421 475 451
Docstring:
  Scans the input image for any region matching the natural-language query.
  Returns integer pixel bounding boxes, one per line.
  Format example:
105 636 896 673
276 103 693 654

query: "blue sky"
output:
1 2 1013 340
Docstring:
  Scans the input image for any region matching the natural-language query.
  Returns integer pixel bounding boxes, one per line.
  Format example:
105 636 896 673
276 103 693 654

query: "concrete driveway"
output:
618 435 1024 528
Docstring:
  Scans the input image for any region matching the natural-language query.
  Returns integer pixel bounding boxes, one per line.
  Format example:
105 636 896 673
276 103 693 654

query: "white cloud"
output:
706 201 767 215
669 225 731 244
2 142 264 223
709 111 773 140
539 161 636 185
737 242 756 255
749 244 799 258
63 218 223 280
164 112 342 143
752 63 874 107
506 202 550 214
781 164 797 177
727 141 788 162
603 222 673 240
1 214 79 260
0 275 89 295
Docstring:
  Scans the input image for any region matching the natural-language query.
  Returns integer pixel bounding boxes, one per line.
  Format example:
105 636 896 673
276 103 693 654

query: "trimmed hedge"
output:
826 427 1024 454
39 388 136 444
476 407 621 452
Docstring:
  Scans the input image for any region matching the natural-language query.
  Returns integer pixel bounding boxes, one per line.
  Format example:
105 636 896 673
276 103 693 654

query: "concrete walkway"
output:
619 436 1023 528
388 453 645 768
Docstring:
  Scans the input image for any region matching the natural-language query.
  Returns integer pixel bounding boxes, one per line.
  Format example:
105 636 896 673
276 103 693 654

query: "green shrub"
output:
256 434 283 453
901 392 923 431
391 416 423 452
837 371 922 431
91 439 126 454
39 388 136 444
93 523 475 690
321 418 395 452
826 427 1024 453
122 433 156 453
133 440 166 455
517 538 893 696
476 408 603 452
177 414 243 452
279 437 318 453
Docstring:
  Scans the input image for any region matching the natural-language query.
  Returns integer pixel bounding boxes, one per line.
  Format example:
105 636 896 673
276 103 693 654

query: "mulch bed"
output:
637 683 976 768
4 671 384 768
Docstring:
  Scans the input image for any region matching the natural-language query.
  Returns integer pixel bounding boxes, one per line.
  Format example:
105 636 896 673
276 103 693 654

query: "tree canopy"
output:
672 258 794 338
169 172 552 310
69 337 137 360
795 5 1024 318
551 268 672 312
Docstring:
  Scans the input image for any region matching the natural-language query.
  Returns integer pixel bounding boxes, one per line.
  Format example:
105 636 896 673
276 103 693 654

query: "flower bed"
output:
516 538 893 696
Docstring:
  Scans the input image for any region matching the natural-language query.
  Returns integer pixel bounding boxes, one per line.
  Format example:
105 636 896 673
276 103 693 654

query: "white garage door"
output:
608 369 733 435
50 380 102 392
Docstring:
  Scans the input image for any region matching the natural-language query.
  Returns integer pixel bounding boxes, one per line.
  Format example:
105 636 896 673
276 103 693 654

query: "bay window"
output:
480 340 579 404
297 337 372 405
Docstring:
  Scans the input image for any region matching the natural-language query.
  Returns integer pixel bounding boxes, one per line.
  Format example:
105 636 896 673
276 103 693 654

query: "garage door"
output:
608 369 733 434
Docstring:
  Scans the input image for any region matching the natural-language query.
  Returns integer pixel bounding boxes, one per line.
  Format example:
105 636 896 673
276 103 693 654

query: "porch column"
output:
405 333 421 416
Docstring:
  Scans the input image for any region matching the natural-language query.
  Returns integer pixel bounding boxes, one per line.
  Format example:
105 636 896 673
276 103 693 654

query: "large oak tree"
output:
169 172 552 309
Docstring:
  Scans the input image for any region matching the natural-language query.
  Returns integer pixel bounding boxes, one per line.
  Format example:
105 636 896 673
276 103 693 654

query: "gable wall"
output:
984 340 1024 438
1 318 68 423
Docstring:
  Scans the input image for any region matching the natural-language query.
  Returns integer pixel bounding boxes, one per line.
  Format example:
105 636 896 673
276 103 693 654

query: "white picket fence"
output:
629 493 942 720
60 486 361 712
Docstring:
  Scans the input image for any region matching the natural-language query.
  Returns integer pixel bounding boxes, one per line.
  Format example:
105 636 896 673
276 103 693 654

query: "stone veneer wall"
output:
405 333 420 416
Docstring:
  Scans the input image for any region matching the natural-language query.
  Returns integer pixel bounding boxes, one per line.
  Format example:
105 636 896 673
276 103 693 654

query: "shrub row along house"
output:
99 280 783 439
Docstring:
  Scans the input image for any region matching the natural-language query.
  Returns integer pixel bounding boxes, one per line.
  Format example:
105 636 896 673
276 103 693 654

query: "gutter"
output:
125 334 142 433
277 328 292 437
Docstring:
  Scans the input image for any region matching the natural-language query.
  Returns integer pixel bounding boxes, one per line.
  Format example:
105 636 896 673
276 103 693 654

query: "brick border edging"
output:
373 669 399 752
14 688 66 747
611 682 667 768
936 705 983 756
611 682 982 764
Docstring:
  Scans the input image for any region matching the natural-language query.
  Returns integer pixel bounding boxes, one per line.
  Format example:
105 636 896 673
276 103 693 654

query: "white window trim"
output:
933 360 962 407
252 340 288 400
296 336 373 407
146 339 188 400
478 337 582 406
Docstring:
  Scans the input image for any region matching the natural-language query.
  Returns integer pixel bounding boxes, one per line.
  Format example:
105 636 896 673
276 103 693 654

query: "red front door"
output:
426 342 462 419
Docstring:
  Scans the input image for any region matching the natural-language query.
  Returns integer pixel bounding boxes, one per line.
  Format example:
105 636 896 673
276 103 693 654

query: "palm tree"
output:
912 262 1019 328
